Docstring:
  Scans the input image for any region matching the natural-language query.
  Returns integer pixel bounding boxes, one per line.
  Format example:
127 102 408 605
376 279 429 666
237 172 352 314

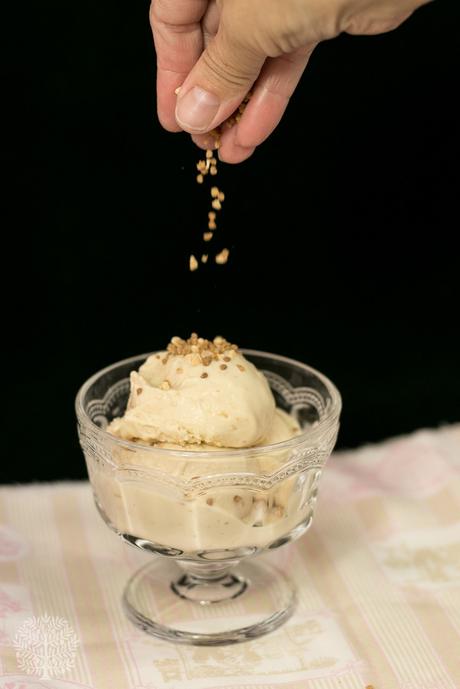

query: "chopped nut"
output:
237 364 245 372
208 221 216 230
208 211 216 220
220 363 227 370
206 497 214 506
201 254 208 263
210 166 217 176
162 357 168 365
223 356 231 362
218 191 225 202
211 187 219 198
203 232 213 241
200 372 208 379
176 368 183 374
215 248 230 265
160 380 171 390
233 495 242 503
136 388 143 395
174 86 182 95
189 255 199 271
206 149 213 159
211 199 222 210
196 174 204 184
162 334 238 361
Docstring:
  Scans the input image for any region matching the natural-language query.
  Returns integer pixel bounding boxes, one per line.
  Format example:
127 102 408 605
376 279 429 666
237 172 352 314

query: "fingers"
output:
190 46 315 163
150 0 208 131
227 46 315 151
174 23 265 134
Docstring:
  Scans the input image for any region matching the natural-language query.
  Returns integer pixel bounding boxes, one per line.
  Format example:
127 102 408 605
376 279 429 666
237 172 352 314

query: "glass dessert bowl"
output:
76 349 341 645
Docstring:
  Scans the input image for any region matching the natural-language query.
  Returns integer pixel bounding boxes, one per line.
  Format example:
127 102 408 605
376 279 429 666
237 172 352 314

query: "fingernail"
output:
175 86 220 132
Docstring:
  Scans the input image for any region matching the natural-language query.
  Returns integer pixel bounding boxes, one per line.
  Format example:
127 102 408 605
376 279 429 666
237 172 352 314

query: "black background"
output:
2 0 459 483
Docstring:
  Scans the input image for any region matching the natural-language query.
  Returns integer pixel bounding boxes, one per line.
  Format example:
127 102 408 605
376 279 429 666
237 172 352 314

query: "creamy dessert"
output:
108 334 298 448
90 335 318 553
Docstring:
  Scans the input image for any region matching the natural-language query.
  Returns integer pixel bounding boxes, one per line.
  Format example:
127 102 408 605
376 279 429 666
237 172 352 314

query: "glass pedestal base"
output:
123 558 296 646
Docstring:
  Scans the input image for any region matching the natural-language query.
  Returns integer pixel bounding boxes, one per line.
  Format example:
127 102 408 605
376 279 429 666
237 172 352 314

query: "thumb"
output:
175 27 265 134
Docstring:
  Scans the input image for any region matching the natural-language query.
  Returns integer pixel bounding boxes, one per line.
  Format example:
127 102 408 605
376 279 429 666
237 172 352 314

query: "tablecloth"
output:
1 425 460 689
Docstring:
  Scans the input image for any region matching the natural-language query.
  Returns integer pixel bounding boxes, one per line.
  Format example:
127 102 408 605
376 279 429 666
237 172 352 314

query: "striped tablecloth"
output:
1 425 460 689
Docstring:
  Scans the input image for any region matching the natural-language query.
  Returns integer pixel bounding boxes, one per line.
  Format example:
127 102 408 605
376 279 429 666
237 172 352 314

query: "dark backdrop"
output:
2 0 459 483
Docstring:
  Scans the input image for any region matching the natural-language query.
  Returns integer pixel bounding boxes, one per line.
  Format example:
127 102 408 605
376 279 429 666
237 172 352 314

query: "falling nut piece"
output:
189 255 199 271
215 248 230 265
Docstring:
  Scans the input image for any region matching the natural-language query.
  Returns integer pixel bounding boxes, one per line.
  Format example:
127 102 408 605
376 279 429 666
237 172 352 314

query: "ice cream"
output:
108 334 298 448
90 336 319 554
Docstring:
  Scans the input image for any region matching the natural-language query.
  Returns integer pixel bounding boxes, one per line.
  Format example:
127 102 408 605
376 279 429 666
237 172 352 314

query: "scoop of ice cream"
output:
108 335 276 448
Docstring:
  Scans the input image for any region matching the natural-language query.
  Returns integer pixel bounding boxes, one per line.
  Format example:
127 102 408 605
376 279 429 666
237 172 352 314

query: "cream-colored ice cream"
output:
108 335 277 448
93 335 317 554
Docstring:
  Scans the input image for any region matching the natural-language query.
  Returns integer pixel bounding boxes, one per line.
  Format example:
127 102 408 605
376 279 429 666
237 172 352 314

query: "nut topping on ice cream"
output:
107 334 295 449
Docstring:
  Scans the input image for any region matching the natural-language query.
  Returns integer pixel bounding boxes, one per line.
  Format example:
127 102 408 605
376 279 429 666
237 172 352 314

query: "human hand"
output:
150 0 430 163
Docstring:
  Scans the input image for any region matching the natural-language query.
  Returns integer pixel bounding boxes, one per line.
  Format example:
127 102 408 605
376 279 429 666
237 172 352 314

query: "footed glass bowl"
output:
75 350 341 645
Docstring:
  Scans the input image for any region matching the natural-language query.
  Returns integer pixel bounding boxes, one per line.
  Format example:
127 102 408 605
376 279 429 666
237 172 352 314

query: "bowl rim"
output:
75 349 342 460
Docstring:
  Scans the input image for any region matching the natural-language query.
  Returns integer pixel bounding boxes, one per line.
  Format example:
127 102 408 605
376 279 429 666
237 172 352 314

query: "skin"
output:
150 0 431 163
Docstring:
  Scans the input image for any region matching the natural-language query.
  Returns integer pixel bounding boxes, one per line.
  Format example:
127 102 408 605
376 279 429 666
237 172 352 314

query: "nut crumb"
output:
200 372 208 379
223 356 231 362
160 380 170 390
215 248 230 265
196 174 204 184
211 199 221 210
136 388 143 395
206 149 213 159
233 495 242 503
164 334 239 363
206 497 214 506
237 364 245 372
201 254 208 264
189 255 199 271
174 86 181 95
203 232 213 241
220 363 227 370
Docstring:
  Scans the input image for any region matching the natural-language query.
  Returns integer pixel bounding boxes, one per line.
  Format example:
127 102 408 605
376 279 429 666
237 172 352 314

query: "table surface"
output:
1 424 460 689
